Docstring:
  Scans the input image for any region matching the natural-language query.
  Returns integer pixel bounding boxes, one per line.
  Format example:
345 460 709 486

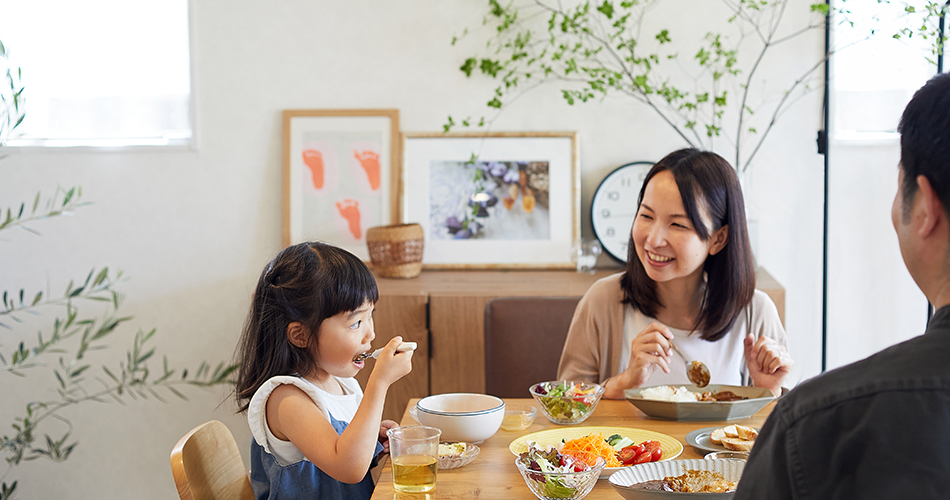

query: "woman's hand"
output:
378 419 399 453
370 336 413 387
605 322 674 399
744 333 793 397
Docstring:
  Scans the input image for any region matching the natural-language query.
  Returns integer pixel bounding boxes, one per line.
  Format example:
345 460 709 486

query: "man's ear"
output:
708 225 729 256
915 175 944 238
286 322 309 348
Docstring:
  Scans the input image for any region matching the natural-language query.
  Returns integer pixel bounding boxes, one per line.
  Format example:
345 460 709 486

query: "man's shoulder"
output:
779 332 950 422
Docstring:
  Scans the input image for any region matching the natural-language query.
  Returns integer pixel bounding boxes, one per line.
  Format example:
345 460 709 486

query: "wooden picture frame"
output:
402 131 579 269
282 109 400 260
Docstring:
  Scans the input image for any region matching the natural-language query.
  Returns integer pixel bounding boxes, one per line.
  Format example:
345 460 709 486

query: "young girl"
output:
557 148 793 398
235 242 412 500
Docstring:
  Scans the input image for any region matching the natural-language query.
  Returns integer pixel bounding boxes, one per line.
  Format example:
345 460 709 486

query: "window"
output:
831 0 937 140
0 0 192 147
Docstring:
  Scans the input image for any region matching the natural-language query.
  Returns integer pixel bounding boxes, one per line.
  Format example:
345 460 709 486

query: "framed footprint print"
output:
282 109 400 260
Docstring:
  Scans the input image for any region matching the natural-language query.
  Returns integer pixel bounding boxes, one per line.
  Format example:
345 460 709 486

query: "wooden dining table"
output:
370 398 775 499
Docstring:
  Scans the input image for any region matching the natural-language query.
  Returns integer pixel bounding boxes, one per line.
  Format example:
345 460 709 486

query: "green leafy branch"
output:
0 38 25 152
0 186 90 235
449 0 940 172
1 326 237 484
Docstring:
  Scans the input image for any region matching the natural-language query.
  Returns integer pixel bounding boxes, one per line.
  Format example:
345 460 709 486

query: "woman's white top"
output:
619 289 785 387
247 375 363 466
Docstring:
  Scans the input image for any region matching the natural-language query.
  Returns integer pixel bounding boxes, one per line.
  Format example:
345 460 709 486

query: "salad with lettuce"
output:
516 443 600 499
532 381 601 423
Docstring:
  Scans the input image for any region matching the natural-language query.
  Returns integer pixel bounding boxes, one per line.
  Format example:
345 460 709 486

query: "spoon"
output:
353 342 417 362
668 340 711 388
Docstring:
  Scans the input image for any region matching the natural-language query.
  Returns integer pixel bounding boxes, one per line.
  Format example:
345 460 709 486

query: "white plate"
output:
684 426 759 454
609 459 745 499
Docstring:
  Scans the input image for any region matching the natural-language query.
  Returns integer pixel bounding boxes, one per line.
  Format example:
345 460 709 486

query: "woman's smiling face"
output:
632 170 726 285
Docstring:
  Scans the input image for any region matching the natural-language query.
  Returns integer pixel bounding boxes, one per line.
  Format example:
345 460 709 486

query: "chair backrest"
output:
170 420 255 500
484 296 581 399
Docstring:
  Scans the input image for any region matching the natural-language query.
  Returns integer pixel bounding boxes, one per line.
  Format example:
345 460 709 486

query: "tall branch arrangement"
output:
448 0 945 173
0 40 236 500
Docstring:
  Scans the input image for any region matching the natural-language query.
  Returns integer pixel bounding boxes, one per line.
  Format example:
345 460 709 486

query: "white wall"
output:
0 1 919 498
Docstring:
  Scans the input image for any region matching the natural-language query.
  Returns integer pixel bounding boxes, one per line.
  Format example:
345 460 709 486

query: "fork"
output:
354 342 417 361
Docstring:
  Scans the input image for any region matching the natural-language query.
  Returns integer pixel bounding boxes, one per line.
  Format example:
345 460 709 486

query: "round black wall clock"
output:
590 161 654 262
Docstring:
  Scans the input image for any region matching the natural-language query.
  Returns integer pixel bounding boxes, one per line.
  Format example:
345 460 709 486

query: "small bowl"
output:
530 381 605 425
501 403 538 431
438 443 480 469
516 450 606 500
412 393 505 443
704 451 749 460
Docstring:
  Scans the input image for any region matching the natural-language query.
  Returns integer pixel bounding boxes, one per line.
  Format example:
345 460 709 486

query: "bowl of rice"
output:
623 384 775 421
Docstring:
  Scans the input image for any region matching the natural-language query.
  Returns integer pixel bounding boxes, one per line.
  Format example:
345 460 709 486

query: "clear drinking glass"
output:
387 425 442 493
572 239 602 274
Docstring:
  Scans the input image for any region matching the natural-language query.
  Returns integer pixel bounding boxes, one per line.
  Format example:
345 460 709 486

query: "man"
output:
734 73 950 499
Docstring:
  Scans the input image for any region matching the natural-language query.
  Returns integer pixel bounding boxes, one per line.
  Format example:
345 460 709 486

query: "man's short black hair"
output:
898 73 950 221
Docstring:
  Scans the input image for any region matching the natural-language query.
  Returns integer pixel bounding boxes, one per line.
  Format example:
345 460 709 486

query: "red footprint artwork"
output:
336 199 362 239
302 149 325 189
353 150 381 191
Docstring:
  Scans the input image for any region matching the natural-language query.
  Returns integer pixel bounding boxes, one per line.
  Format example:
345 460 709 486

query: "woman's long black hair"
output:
234 242 378 413
619 148 755 341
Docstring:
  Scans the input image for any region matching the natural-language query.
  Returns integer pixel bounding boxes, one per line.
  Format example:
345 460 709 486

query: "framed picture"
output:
402 131 579 269
282 109 400 260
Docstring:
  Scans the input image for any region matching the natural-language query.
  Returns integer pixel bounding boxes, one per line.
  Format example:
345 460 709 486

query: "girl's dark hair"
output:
234 242 378 413
619 148 755 341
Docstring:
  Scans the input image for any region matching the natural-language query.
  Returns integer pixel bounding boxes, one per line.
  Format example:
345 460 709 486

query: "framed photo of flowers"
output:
402 131 579 269
282 109 400 260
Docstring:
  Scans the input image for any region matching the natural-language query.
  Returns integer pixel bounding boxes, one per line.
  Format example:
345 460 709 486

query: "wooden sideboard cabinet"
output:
356 268 785 422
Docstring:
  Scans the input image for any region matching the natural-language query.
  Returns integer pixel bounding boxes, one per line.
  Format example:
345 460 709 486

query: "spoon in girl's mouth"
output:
353 342 417 362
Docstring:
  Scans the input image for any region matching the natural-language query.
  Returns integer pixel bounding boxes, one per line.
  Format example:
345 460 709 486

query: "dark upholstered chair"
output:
484 296 581 399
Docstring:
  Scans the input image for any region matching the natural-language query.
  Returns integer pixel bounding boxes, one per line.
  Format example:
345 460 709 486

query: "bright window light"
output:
831 0 937 140
0 0 192 147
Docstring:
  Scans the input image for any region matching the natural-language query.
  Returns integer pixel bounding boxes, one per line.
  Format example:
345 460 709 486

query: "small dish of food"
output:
686 425 759 454
609 458 745 499
515 445 605 500
623 384 775 421
501 403 538 431
437 442 480 469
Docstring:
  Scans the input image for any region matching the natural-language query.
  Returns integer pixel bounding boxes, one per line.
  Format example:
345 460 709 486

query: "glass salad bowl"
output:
530 381 605 425
516 448 606 500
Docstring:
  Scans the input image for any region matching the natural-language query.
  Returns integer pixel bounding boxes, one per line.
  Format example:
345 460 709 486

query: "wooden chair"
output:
484 296 581 398
170 420 255 500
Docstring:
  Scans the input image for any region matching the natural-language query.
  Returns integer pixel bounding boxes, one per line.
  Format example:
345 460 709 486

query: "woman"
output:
557 148 792 398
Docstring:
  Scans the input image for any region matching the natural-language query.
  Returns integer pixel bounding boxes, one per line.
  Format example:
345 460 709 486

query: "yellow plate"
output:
508 426 683 477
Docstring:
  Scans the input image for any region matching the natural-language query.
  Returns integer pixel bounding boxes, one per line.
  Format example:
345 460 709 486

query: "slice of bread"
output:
721 437 754 452
722 425 739 439
736 425 759 441
709 428 726 445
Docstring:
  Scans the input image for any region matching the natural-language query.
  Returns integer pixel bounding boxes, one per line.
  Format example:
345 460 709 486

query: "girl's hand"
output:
605 322 674 398
378 419 399 453
744 333 793 397
370 336 413 387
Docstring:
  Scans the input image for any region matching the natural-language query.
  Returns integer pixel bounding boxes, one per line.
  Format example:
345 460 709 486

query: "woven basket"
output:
366 223 424 278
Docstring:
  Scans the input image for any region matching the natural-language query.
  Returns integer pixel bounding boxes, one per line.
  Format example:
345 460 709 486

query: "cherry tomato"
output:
641 441 662 463
617 447 637 465
573 461 588 472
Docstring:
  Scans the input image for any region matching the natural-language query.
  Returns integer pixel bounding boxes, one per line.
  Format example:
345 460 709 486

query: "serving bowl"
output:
412 393 505 443
623 384 774 421
515 450 606 500
609 458 745 499
530 381 604 425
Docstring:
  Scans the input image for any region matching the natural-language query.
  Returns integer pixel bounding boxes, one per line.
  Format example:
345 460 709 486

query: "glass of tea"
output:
387 425 442 493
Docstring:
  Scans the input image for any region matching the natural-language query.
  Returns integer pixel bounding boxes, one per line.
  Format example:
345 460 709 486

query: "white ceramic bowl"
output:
609 458 745 499
412 393 505 443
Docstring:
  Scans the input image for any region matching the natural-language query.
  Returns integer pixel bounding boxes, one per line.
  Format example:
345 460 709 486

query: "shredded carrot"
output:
561 433 622 467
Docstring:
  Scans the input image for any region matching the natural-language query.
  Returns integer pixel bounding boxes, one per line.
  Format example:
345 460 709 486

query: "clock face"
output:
591 161 654 262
